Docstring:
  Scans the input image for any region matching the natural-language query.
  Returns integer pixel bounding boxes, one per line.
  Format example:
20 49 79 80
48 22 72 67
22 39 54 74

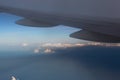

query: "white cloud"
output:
88 42 120 47
42 43 86 48
11 76 17 80
44 48 55 53
21 42 120 54
22 43 28 47
34 48 40 53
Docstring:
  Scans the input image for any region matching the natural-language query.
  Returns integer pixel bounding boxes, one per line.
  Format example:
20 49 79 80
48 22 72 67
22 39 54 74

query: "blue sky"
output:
0 13 85 45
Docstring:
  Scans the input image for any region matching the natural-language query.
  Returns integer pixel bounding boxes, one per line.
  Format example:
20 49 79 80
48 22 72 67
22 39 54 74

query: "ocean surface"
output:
0 46 120 80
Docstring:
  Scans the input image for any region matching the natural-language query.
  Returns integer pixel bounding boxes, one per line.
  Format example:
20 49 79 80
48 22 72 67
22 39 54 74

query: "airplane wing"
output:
70 30 120 43
0 6 120 43
16 18 58 27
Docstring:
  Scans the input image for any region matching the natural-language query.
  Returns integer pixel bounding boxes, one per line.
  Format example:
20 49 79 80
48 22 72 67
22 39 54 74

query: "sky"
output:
0 13 84 45
0 13 90 54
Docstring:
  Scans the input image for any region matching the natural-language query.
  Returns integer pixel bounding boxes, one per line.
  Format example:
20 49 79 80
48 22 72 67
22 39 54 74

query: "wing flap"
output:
70 30 120 43
16 19 58 27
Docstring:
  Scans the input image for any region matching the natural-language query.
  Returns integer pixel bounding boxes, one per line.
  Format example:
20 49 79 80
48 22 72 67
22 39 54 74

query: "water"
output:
0 46 120 80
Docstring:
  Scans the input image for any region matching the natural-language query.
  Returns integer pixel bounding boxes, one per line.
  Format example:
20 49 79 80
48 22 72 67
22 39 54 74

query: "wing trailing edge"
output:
70 30 120 43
